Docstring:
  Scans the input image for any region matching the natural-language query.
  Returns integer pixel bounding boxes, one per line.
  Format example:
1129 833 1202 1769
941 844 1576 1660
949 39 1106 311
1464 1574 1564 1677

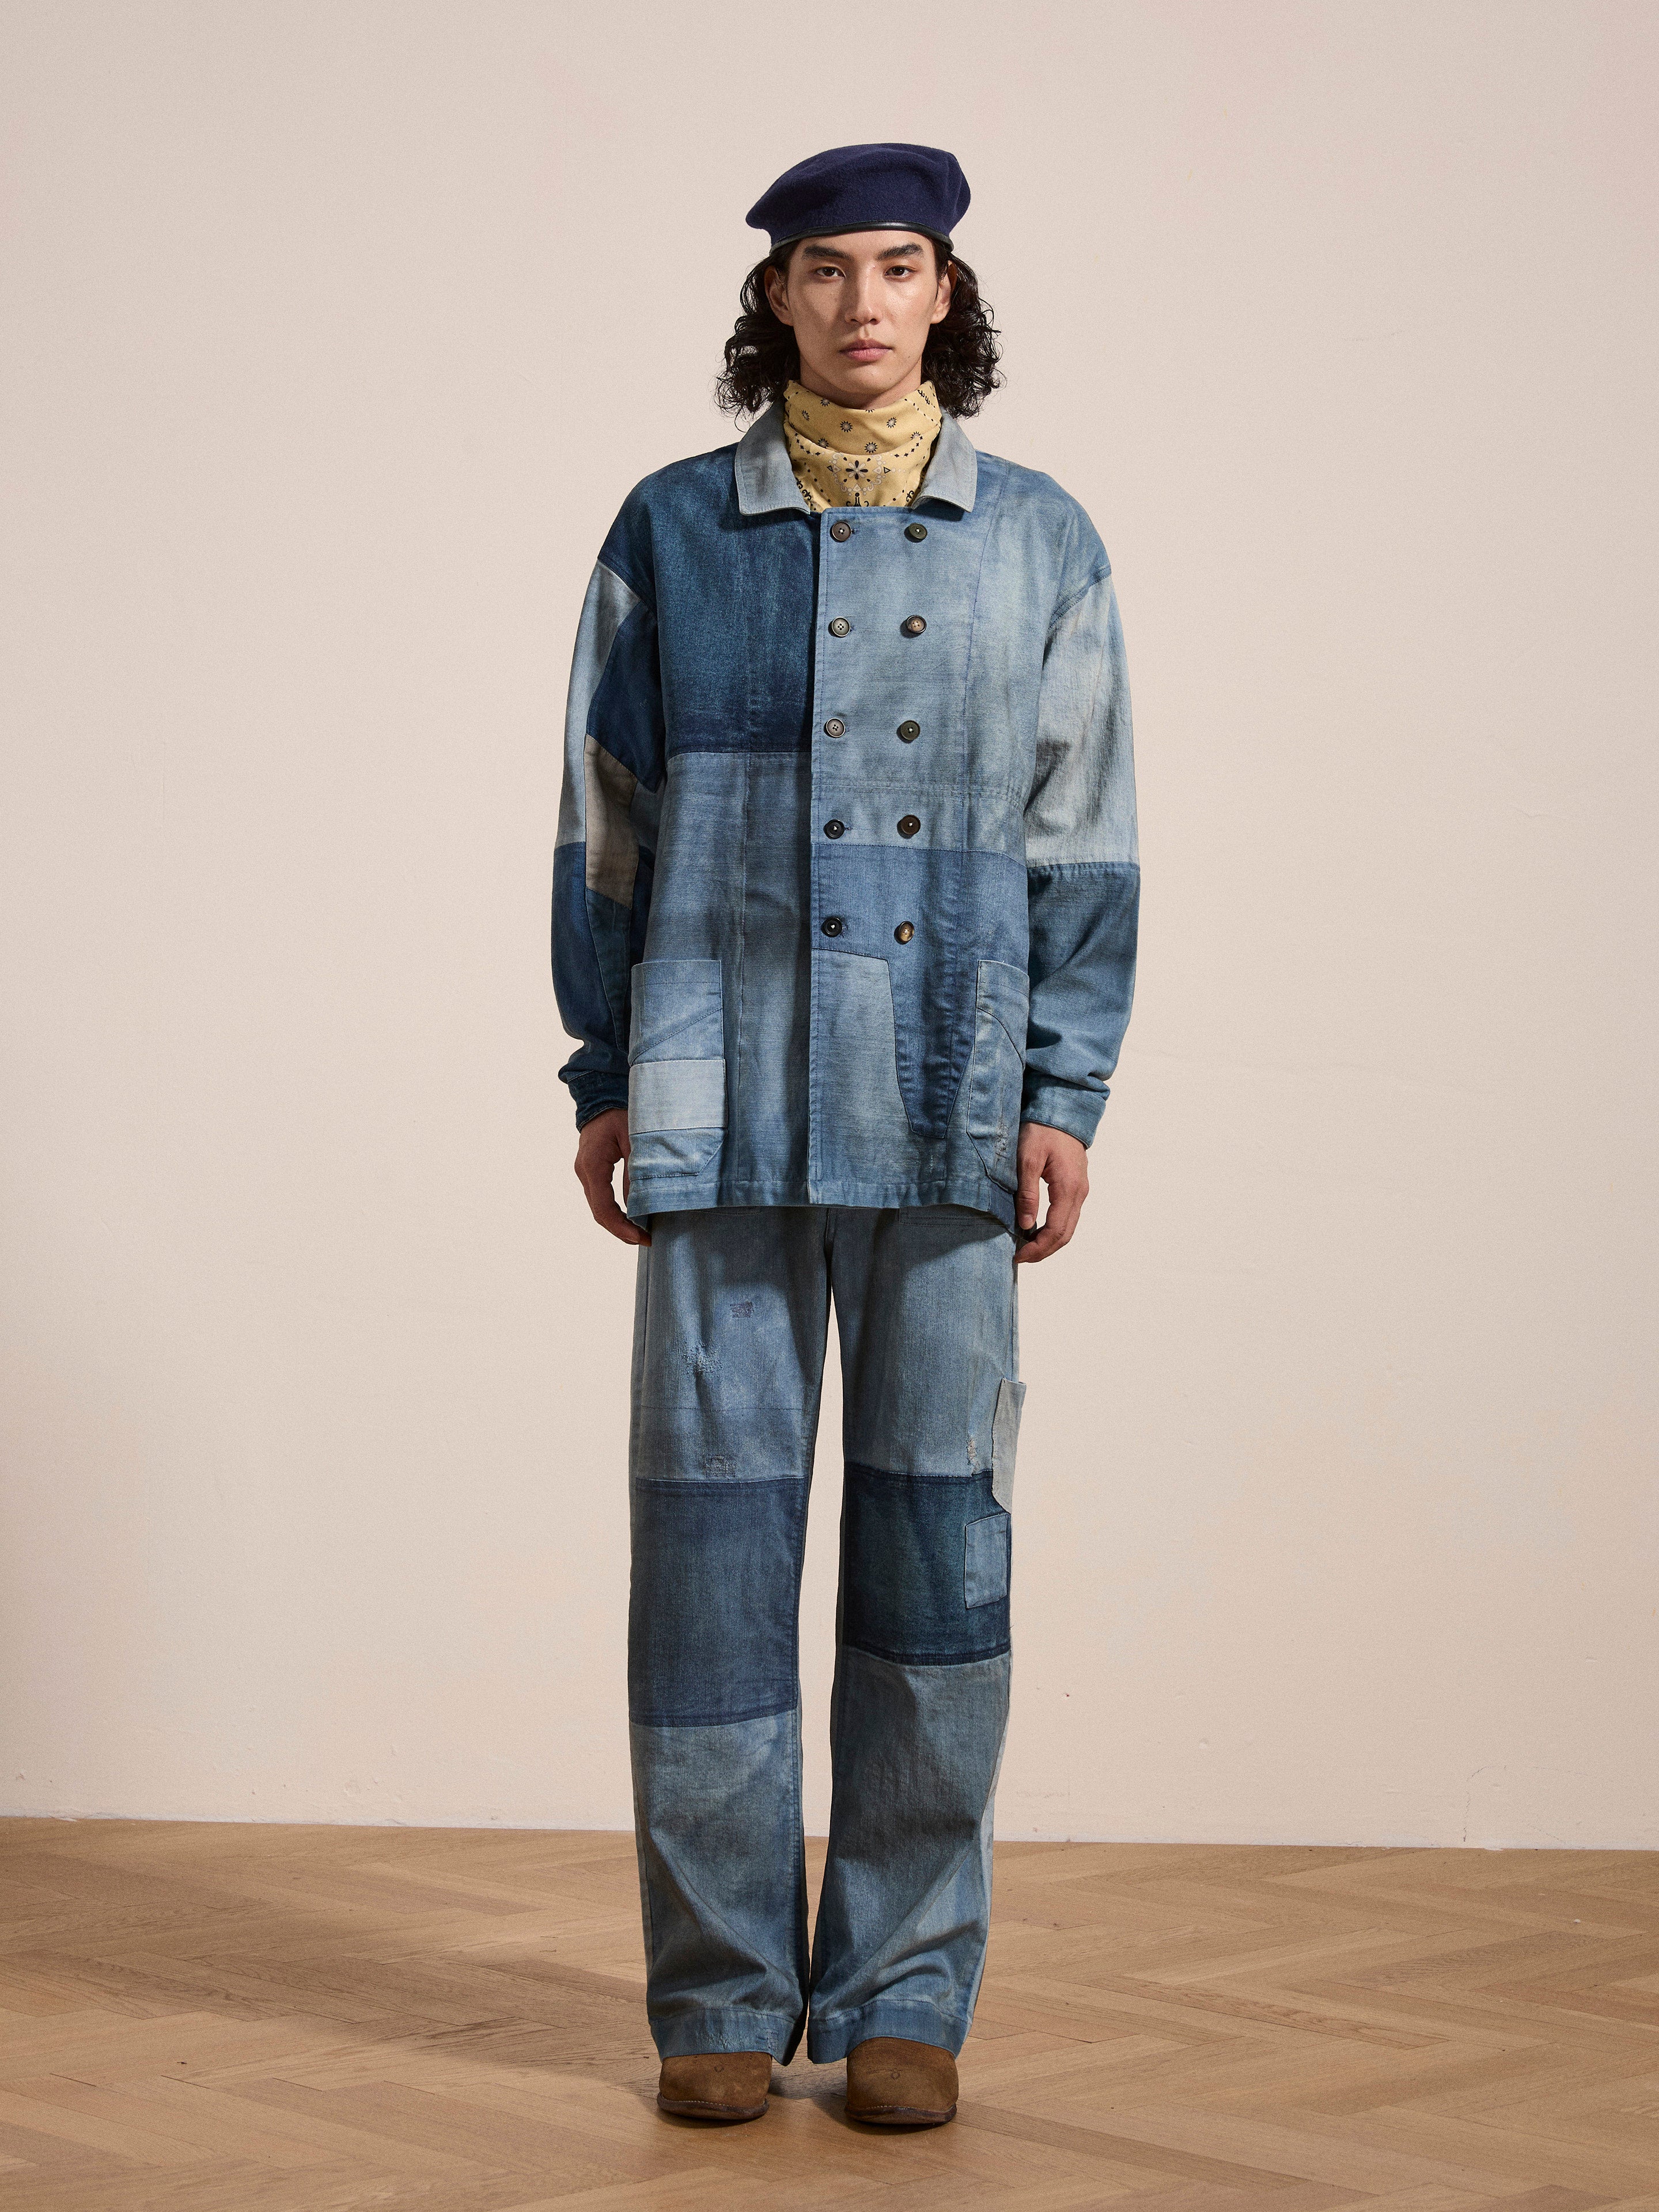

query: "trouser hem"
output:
649 2005 803 2063
806 1997 971 2063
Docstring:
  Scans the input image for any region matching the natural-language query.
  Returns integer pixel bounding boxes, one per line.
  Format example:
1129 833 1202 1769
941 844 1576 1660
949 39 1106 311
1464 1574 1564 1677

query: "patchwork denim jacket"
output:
552 402 1139 1230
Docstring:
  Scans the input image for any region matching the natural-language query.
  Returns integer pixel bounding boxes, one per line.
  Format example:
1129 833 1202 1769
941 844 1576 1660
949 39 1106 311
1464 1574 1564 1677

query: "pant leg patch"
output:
964 1510 1012 1608
841 1464 1009 1665
630 1478 807 1725
990 1377 1025 1510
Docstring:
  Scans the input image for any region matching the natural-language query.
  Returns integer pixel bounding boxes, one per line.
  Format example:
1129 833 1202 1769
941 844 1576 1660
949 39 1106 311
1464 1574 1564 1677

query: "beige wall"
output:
3 0 1654 1844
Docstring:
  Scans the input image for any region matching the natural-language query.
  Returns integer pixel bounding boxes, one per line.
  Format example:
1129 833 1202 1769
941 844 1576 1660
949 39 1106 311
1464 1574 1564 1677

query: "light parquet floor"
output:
1 1823 1656 2209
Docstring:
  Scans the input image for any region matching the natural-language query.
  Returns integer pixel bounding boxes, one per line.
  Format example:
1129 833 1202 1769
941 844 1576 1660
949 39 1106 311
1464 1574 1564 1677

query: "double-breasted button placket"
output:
817 522 935 971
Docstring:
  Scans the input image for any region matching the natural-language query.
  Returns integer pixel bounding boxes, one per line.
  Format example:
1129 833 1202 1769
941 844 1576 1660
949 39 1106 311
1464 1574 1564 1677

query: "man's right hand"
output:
575 1107 650 1246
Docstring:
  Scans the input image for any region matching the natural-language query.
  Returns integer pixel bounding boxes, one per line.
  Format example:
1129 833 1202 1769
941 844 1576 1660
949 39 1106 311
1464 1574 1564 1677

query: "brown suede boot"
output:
656 2050 772 2121
845 2036 959 2127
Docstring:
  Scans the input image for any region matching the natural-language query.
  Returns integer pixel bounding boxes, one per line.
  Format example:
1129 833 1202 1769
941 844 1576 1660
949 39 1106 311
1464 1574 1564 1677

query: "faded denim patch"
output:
964 1510 1012 1608
630 1058 726 1134
628 957 727 1186
990 1376 1026 1510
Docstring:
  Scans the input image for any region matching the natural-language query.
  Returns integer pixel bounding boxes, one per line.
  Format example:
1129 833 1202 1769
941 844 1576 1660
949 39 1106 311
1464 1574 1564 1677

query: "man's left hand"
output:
1013 1122 1089 1263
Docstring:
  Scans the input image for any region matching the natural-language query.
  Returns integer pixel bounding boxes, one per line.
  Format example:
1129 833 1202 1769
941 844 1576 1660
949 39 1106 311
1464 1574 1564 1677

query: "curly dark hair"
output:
715 241 1003 420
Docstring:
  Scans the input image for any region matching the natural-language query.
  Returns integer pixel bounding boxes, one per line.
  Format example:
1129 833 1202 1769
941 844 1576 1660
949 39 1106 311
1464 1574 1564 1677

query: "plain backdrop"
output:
2 0 1656 1846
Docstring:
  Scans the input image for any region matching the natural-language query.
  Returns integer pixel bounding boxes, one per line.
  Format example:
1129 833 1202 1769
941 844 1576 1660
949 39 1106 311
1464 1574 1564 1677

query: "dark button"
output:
828 617 851 638
897 815 921 839
897 720 921 742
894 921 915 944
823 819 845 839
829 520 853 541
906 522 928 541
820 914 845 937
823 717 846 738
901 615 926 637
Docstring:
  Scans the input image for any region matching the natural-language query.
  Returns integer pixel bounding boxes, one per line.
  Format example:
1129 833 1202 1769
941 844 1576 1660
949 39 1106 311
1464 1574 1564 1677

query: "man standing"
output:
552 143 1138 2128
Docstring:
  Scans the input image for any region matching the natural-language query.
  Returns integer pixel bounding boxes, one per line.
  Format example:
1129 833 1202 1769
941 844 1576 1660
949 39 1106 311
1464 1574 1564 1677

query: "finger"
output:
1044 1177 1086 1252
1015 1217 1062 1262
1015 1147 1045 1234
578 1160 650 1245
594 1188 651 1245
1016 1175 1084 1264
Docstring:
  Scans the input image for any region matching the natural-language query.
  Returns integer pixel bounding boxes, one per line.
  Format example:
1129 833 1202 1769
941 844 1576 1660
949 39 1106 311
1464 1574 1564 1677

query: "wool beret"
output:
746 142 970 253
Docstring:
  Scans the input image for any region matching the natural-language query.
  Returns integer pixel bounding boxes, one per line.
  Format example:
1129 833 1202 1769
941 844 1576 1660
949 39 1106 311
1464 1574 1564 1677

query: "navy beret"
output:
747 142 969 253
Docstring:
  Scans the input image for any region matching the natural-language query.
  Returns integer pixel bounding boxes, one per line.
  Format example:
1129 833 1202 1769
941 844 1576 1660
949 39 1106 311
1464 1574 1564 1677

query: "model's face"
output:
764 231 953 411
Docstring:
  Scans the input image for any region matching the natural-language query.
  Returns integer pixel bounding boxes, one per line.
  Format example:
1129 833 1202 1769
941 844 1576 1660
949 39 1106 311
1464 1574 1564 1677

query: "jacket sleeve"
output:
1021 521 1140 1145
551 513 666 1128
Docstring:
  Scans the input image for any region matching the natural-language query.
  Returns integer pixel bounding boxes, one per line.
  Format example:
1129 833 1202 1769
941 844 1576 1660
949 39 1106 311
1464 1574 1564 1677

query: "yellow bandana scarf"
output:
781 379 944 510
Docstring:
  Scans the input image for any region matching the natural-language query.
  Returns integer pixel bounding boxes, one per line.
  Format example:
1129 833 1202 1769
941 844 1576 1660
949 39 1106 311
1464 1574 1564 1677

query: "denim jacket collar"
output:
734 400 978 516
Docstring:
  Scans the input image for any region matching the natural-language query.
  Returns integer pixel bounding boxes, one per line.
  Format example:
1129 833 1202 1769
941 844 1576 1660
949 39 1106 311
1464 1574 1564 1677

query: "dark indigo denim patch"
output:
588 597 666 785
601 450 818 758
628 1476 808 1725
840 1463 1011 1666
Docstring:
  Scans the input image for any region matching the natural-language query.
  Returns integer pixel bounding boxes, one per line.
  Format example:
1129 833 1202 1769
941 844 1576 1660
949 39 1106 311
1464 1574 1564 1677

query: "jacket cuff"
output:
1020 1081 1105 1148
570 1078 630 1130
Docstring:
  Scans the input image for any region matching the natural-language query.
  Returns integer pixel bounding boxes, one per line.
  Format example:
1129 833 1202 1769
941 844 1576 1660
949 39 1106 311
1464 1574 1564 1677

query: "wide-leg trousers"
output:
627 1203 1025 2065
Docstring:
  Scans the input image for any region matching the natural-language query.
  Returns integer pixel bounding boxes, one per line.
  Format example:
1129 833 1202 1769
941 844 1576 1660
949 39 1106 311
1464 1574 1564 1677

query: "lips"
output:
842 343 889 362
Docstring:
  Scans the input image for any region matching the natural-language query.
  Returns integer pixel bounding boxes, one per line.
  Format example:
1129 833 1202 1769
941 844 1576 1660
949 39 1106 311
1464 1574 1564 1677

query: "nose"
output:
845 269 884 325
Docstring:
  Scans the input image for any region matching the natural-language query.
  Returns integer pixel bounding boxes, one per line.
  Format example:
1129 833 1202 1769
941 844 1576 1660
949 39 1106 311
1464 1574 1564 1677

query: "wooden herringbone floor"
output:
0 1823 1656 2208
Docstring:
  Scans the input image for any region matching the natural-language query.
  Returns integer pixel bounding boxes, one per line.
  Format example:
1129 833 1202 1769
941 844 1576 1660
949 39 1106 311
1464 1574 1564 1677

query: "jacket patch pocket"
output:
991 1377 1025 1510
964 1509 1012 1609
628 958 725 1179
815 952 922 1177
965 959 1030 1191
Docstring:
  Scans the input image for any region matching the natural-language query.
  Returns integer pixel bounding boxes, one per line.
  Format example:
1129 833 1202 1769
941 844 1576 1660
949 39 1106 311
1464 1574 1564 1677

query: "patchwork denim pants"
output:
628 1203 1025 2065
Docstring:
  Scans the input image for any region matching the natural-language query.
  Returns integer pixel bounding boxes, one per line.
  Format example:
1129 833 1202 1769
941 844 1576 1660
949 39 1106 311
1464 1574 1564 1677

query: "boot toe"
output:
656 2050 772 2121
845 2036 959 2127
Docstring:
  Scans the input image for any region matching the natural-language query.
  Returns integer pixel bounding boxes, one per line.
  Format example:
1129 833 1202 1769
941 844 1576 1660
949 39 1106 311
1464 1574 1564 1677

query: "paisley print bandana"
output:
781 378 944 510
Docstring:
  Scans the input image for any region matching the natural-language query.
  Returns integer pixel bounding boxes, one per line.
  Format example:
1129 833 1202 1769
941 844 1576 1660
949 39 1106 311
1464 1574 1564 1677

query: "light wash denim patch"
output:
627 1203 1019 2065
991 1374 1027 1510
625 957 726 1192
964 1512 1012 1608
